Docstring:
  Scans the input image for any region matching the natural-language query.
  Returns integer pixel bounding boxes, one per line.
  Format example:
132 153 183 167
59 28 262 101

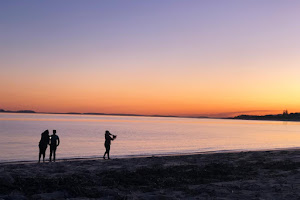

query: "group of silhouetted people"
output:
38 130 60 163
38 129 116 162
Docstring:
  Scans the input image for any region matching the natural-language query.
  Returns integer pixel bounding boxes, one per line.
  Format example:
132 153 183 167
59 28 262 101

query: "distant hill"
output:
16 110 36 113
0 109 209 119
0 109 35 113
83 113 179 118
231 112 300 121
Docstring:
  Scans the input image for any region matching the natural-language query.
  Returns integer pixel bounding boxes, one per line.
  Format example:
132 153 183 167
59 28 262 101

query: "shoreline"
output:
1 148 300 199
2 146 300 165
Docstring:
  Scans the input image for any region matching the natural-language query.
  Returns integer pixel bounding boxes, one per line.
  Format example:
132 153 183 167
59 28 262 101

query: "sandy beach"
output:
1 149 300 200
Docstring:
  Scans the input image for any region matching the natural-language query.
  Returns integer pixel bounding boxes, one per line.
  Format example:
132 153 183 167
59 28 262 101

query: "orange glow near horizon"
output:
2 55 300 117
1 62 300 118
1 58 300 117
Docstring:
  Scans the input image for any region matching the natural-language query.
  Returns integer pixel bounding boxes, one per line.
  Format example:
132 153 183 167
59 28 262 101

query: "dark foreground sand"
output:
1 149 300 200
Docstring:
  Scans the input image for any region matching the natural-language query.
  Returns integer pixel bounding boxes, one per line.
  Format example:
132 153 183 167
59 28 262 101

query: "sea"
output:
0 113 299 162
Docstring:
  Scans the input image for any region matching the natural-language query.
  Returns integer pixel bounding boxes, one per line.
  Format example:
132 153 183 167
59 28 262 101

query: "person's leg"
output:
49 147 53 162
107 145 110 159
39 148 41 163
103 143 108 159
40 147 46 162
42 150 45 162
43 146 47 162
53 149 56 162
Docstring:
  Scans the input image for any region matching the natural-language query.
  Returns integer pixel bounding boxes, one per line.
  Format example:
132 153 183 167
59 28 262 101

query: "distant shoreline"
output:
1 108 300 122
229 112 300 122
0 109 209 119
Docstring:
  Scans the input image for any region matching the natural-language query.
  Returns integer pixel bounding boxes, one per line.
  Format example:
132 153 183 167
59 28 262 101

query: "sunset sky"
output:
1 1 300 117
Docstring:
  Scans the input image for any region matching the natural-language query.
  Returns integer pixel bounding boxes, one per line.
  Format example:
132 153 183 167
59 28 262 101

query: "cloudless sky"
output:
1 1 300 117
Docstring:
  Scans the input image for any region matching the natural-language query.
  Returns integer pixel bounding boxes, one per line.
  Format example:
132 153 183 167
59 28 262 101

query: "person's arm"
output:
110 135 116 141
57 136 60 146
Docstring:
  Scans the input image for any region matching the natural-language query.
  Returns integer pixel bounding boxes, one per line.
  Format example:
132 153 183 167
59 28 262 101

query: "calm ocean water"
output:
0 113 299 162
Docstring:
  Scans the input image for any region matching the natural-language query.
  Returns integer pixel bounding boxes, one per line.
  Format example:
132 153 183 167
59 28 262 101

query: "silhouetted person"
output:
38 130 49 163
103 130 116 159
49 130 60 162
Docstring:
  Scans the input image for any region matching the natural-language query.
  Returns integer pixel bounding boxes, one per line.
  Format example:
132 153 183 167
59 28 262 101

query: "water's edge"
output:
1 146 299 165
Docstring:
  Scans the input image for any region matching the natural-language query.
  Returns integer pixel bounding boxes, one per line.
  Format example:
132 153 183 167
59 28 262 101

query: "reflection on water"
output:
0 113 300 162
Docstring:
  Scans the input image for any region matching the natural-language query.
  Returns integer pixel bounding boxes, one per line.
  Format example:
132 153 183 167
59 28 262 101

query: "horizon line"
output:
0 108 291 119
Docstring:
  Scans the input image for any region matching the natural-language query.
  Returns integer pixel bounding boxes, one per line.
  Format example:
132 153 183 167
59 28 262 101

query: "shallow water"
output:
0 113 299 162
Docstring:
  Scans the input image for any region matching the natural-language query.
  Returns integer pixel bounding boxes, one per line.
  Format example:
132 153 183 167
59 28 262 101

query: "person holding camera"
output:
103 130 116 159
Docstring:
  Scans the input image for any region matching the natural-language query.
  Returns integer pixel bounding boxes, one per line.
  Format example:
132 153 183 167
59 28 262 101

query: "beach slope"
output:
1 149 300 199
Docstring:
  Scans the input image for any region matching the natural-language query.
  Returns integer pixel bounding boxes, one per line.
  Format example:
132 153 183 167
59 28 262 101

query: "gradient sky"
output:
1 1 300 117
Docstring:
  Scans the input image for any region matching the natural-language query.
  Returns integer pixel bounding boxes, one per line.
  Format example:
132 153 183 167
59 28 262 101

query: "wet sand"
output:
1 149 300 200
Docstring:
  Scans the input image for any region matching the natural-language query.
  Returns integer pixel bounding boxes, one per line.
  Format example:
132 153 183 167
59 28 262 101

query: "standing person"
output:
38 130 50 163
49 130 60 162
103 130 116 159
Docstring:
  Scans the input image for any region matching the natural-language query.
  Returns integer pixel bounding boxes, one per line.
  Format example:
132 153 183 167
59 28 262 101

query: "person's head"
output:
42 130 49 137
105 130 110 135
53 130 56 135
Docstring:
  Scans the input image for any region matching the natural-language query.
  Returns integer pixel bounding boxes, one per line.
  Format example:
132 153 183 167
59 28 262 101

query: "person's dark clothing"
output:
39 141 48 155
39 130 49 162
105 134 113 146
49 145 57 162
49 134 60 162
103 133 114 159
39 134 49 153
104 142 110 152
